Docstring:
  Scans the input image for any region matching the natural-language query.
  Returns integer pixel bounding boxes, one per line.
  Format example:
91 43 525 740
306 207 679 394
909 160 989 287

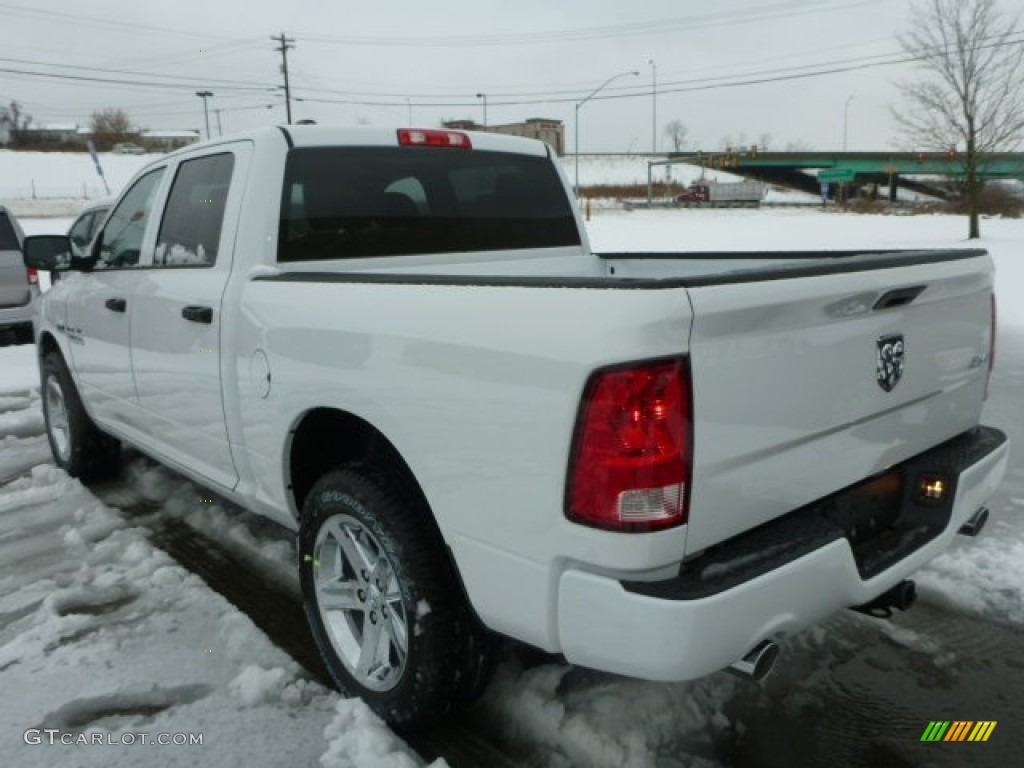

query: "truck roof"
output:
158 124 551 161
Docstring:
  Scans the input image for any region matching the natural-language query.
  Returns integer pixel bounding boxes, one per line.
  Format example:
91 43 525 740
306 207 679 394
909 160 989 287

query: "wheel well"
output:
38 332 61 361
288 408 425 518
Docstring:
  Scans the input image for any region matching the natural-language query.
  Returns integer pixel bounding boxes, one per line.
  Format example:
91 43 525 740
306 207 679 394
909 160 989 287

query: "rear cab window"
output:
277 147 579 262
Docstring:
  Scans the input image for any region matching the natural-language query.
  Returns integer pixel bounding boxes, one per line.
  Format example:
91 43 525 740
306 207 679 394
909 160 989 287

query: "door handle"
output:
181 305 213 324
104 297 127 313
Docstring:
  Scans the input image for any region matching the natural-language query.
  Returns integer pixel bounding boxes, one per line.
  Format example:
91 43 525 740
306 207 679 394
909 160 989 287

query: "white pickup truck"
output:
23 126 1009 724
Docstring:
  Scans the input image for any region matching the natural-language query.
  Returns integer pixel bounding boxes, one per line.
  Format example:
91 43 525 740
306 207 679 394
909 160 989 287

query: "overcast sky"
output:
0 0 1015 152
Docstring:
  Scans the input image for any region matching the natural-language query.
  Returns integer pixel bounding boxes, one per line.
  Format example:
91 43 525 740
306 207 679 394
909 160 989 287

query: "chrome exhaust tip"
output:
727 639 779 682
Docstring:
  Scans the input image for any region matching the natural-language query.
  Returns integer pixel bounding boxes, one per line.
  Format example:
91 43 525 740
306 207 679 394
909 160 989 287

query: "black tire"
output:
299 465 494 725
40 351 120 482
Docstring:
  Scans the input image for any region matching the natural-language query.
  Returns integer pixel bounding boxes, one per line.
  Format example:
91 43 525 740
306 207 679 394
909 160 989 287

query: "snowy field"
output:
0 150 153 205
2 206 1023 767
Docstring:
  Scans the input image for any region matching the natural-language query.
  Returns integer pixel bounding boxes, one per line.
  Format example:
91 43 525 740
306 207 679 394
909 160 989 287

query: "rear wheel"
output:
299 466 494 724
41 352 120 481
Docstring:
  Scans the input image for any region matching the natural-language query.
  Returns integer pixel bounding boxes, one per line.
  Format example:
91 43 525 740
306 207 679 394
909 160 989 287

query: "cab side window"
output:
155 153 235 267
96 169 165 270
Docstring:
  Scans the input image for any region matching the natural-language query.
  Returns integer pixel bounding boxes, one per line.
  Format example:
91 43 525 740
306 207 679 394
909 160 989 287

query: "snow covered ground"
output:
0 150 153 205
2 207 1022 767
565 154 819 204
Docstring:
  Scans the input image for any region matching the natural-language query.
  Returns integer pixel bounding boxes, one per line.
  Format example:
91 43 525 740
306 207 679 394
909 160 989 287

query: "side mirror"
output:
23 235 73 271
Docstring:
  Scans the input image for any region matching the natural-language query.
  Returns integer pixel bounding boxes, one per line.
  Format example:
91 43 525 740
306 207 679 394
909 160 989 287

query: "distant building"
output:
442 118 565 156
26 123 79 143
141 130 201 151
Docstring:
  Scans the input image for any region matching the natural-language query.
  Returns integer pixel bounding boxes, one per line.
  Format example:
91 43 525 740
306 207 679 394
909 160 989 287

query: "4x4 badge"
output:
877 334 905 392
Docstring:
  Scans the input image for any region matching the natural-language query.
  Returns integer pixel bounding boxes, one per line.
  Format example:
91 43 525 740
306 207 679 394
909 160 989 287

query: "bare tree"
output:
0 100 32 146
663 120 688 152
89 108 140 149
895 0 1024 238
718 132 748 153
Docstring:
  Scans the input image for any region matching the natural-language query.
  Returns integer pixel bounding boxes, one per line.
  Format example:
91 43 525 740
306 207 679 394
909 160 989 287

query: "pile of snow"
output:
916 522 1024 624
0 464 340 767
321 699 445 768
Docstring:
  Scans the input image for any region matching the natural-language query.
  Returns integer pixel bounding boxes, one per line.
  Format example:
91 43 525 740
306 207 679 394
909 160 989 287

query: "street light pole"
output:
574 70 640 197
476 93 488 129
843 94 854 152
649 59 657 154
195 90 213 140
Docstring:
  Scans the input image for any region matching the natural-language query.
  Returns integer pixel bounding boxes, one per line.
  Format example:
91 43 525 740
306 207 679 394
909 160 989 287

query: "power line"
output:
0 1 241 41
298 0 882 48
292 34 1024 110
0 56 279 92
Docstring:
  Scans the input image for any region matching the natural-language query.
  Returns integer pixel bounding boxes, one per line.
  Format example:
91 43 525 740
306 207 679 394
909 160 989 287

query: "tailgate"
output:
0 249 30 308
683 252 994 553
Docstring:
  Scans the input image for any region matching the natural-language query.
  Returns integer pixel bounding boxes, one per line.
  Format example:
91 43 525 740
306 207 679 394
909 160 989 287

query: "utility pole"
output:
843 94 854 152
272 32 295 124
649 59 657 154
215 108 223 137
195 90 213 140
476 93 488 129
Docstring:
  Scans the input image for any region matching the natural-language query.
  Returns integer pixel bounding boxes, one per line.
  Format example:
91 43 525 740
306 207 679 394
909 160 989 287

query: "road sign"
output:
86 140 111 195
818 168 856 183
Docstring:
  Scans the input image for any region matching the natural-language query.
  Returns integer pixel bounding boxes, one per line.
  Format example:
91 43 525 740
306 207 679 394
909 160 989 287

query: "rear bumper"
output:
0 284 38 331
556 426 1009 681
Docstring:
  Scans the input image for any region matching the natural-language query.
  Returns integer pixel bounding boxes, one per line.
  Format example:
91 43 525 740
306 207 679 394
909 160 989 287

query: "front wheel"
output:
299 466 494 724
41 352 120 481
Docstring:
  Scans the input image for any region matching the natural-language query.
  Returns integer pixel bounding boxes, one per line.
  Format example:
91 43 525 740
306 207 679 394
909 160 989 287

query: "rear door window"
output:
278 147 579 262
156 153 235 267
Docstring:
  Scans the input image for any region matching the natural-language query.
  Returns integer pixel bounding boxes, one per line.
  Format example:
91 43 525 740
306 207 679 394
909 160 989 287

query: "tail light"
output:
986 293 996 400
397 129 472 149
566 358 692 532
27 267 38 285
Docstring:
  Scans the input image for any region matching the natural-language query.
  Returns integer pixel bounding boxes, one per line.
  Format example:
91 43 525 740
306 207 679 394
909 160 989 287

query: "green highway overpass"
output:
664 151 1024 197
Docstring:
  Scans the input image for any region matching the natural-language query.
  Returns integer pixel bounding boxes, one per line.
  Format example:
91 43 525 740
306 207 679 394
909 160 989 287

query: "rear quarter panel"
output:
232 279 693 648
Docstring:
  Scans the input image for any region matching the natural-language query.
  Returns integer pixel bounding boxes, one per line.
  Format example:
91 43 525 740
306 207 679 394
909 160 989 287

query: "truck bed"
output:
259 245 994 556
